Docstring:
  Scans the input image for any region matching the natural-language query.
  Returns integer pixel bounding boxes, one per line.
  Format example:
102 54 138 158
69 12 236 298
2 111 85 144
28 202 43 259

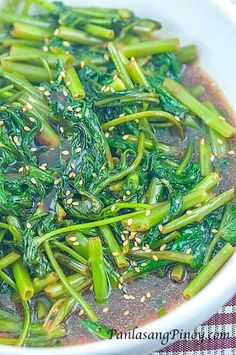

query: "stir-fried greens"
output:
0 0 235 347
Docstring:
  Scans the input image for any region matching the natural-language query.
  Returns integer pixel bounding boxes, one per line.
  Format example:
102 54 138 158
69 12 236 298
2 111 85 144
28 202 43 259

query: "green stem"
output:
52 240 87 265
107 42 133 89
37 300 48 320
0 252 20 269
0 12 50 27
33 272 59 293
199 138 212 177
12 260 34 301
102 110 184 137
85 24 114 39
176 141 194 175
43 297 75 332
56 26 101 45
151 231 180 249
129 250 193 265
88 237 109 303
125 134 178 155
122 38 180 57
176 45 198 63
163 78 236 137
12 23 53 41
44 241 97 321
192 172 220 192
170 265 185 282
183 243 234 299
55 252 89 276
99 225 128 268
64 67 85 99
126 57 149 87
162 189 234 234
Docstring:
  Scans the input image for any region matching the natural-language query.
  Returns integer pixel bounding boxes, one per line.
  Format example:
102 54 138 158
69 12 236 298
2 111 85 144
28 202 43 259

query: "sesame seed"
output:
152 255 159 261
145 209 151 217
80 61 85 69
174 115 181 122
63 41 71 47
29 117 36 123
111 205 116 211
219 115 226 121
60 126 64 133
119 276 124 284
104 86 111 93
39 164 47 170
140 296 146 303
92 172 97 177
211 228 219 234
158 225 163 232
65 190 71 196
26 103 33 110
118 283 123 290
78 309 84 316
111 88 115 93
67 198 73 205
123 134 129 140
18 167 24 173
26 222 32 229
79 179 84 185
186 248 192 254
68 106 73 112
108 126 114 131
69 236 77 242
103 54 109 62
39 86 45 92
217 138 223 144
103 307 109 313
31 177 37 185
228 150 235 155
101 85 106 92
146 291 151 298
135 237 141 244
30 147 37 152
127 218 133 226
210 154 215 162
43 45 48 52
123 310 130 316
160 244 166 251
112 252 119 257
54 178 61 186
135 267 140 273
123 240 129 246
75 147 82 153
141 262 147 267
44 91 51 96
122 195 127 201
126 190 131 196
123 230 129 235
200 138 205 145
129 295 135 300
69 172 76 178
54 28 59 36
72 201 79 206
62 150 69 156
70 162 75 169
0 120 4 126
73 241 80 246
13 136 20 146
63 90 68 97
105 132 110 138
119 113 125 117
123 294 130 300
186 210 193 215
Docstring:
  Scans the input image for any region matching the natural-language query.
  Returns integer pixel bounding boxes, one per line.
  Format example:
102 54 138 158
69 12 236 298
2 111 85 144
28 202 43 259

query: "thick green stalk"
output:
64 67 85 99
171 265 185 282
85 23 114 39
44 273 87 299
52 240 87 265
37 300 48 320
126 134 178 155
12 261 34 301
2 61 53 82
0 12 50 27
122 188 209 232
183 243 234 299
129 250 193 265
0 252 20 269
88 237 109 303
145 177 164 204
176 45 198 63
33 272 59 293
12 23 53 41
192 172 220 192
56 26 101 45
199 138 212 176
30 0 59 12
151 231 180 249
162 189 234 234
99 225 128 268
122 38 180 57
176 141 194 175
43 297 75 332
163 78 236 137
126 57 149 87
44 241 97 321
107 42 133 89
55 252 89 276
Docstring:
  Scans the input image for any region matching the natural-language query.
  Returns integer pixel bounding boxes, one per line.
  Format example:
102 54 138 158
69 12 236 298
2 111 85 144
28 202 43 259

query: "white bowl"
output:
0 0 236 354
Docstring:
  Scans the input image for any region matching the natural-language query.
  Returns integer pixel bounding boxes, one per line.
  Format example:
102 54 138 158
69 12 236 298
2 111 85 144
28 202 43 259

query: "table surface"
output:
153 296 236 355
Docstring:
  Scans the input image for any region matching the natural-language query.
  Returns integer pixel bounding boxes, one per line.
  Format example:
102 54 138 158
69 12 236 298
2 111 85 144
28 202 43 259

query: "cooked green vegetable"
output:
0 0 235 348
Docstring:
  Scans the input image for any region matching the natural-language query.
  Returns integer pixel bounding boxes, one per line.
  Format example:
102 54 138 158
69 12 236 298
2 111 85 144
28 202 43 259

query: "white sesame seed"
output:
210 154 215 162
160 244 166 251
79 179 84 185
123 294 130 300
129 295 135 300
44 91 51 97
63 90 68 97
123 134 129 140
63 41 71 47
69 236 77 242
78 309 84 316
105 132 110 138
145 209 151 217
54 28 59 36
211 228 219 234
108 126 114 131
80 61 85 69
39 86 45 92
26 222 32 229
217 138 223 144
126 190 131 196
31 177 37 185
186 248 192 254
0 120 4 126
112 251 119 257
67 106 73 112
135 267 140 273
127 218 133 226
72 201 79 206
73 241 80 246
65 190 71 196
158 225 163 232
54 178 61 186
228 150 235 155
152 255 159 261
92 172 97 177
200 138 205 145
140 296 146 303
75 147 82 153
69 172 76 178
123 310 130 316
18 167 24 173
43 45 48 52
67 198 73 205
103 307 109 313
62 150 69 156
111 205 116 211
13 136 20 146
30 147 37 152
60 126 64 133
146 291 151 298
103 54 109 62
